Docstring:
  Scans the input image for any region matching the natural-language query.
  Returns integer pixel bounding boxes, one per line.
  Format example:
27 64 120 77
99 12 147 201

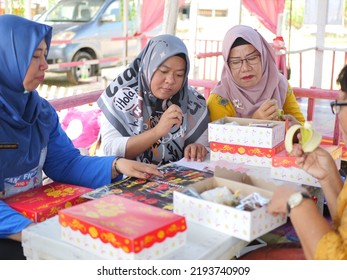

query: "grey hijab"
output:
97 34 208 165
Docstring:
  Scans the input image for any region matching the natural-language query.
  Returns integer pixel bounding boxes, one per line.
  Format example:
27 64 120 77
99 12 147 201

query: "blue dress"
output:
0 14 118 237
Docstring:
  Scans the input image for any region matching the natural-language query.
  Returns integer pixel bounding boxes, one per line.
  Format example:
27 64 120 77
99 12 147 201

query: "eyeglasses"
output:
227 55 261 70
330 100 347 115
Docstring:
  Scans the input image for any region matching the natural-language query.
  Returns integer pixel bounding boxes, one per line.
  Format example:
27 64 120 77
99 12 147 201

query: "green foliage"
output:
285 0 304 29
120 0 137 21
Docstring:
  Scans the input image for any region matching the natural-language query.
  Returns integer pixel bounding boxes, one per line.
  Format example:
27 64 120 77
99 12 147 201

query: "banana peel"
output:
285 121 322 153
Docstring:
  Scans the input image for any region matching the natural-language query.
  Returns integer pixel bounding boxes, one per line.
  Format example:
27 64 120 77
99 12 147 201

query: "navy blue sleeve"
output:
43 107 118 189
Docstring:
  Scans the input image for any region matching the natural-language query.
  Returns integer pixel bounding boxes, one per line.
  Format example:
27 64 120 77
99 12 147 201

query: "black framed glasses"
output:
227 55 261 70
330 100 347 115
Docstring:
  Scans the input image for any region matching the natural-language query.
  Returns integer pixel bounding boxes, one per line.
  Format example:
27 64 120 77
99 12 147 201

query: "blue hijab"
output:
0 15 53 190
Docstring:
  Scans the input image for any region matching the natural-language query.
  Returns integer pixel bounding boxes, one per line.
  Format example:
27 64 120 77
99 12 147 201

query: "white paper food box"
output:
59 195 187 260
208 117 285 148
271 145 342 187
173 167 287 241
210 141 285 167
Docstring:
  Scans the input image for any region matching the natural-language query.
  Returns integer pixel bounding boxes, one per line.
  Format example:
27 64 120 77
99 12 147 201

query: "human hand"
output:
291 144 337 182
7 223 35 242
155 104 183 137
252 99 279 120
281 114 301 127
116 158 163 179
267 184 307 216
184 143 208 162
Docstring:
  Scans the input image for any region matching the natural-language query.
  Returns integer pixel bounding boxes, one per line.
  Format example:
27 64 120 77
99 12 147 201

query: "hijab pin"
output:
232 99 244 109
218 98 229 107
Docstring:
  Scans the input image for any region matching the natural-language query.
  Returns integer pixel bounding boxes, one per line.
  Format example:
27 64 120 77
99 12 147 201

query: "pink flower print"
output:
241 214 249 224
297 174 303 181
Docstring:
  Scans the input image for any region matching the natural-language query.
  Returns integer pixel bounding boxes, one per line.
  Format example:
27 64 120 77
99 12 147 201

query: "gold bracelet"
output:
112 157 121 179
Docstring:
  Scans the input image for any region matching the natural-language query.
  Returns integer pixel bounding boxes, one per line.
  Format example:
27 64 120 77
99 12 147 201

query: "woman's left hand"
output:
116 158 163 179
267 184 307 216
184 143 208 162
281 114 301 127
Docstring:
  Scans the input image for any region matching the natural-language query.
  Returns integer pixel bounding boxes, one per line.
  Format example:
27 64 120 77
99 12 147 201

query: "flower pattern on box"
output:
3 182 91 222
210 142 285 167
208 117 285 148
174 191 286 241
270 148 342 187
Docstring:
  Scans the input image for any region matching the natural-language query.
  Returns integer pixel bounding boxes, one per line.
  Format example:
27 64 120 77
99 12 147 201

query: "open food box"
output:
173 167 287 242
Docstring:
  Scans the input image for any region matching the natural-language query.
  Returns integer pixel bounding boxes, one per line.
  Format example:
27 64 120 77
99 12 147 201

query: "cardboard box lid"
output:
3 182 92 222
178 166 281 201
208 117 285 148
210 141 284 157
273 144 342 167
210 117 284 127
213 166 282 193
321 145 342 160
59 195 187 254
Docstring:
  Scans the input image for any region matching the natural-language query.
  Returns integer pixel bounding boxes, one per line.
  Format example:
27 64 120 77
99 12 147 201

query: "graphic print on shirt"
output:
3 147 46 198
113 87 186 165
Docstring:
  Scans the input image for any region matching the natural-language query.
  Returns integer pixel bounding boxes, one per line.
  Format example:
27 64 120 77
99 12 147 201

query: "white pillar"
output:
123 0 129 65
136 0 142 51
276 13 283 36
313 0 328 88
228 0 242 26
25 0 32 19
163 0 179 35
188 0 198 79
4 0 10 14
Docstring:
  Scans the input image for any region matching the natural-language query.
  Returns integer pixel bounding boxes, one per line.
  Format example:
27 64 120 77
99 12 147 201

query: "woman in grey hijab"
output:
97 34 209 166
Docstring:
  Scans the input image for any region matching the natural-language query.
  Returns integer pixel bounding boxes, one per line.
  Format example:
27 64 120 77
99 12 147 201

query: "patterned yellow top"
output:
315 183 347 259
207 83 305 124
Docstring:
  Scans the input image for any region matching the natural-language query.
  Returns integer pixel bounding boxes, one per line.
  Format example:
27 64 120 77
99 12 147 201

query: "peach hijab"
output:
212 25 287 117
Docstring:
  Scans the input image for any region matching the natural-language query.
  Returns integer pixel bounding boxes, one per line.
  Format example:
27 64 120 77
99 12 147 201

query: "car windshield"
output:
45 0 105 22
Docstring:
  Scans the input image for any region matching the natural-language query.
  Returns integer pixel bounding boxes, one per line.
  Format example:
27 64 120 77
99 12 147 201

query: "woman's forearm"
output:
318 168 343 217
125 127 162 159
290 199 332 259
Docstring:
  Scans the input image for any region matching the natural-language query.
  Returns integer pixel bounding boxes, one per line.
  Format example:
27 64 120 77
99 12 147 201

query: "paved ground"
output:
298 98 336 139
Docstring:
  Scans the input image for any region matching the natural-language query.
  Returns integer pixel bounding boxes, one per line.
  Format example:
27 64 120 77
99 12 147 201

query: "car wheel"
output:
66 51 96 85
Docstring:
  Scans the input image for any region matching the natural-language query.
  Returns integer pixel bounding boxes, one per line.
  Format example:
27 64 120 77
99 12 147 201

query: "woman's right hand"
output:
155 104 183 137
291 144 337 182
252 99 279 120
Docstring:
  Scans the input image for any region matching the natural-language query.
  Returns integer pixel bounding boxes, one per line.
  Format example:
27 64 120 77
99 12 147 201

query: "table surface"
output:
21 158 323 260
22 216 248 260
22 159 251 260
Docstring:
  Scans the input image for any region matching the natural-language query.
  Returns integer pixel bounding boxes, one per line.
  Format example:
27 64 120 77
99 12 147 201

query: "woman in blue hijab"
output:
0 14 161 259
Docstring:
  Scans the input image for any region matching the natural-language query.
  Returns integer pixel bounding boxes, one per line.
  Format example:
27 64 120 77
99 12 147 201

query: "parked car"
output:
36 0 138 84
